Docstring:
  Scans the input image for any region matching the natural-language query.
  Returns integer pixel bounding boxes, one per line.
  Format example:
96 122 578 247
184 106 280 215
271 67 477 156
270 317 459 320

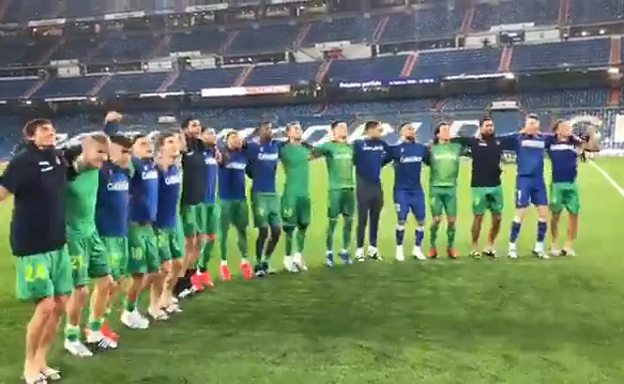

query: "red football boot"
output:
447 248 458 260
219 265 231 281
240 262 253 280
190 273 205 292
428 248 438 259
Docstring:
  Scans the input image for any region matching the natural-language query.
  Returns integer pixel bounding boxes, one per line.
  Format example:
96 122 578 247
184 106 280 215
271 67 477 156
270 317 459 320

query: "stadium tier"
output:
569 0 624 24
98 73 167 97
229 24 302 53
167 30 230 54
379 8 464 42
301 16 380 46
169 67 243 93
509 39 612 72
411 48 502 78
327 55 408 82
243 62 320 87
470 0 560 31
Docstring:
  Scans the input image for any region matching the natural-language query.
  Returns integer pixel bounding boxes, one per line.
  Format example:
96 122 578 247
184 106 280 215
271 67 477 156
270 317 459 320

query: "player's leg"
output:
484 186 504 257
85 234 116 349
144 226 167 319
508 178 530 259
549 183 564 256
219 201 232 278
355 186 370 262
233 200 253 279
470 187 487 258
325 190 340 266
367 186 383 260
532 179 549 259
122 225 149 329
163 228 185 312
563 184 580 256
281 195 297 272
340 188 355 264
252 193 270 276
101 237 126 341
181 205 200 292
412 189 427 260
261 195 282 273
293 196 311 271
444 188 458 259
197 204 220 283
429 187 444 258
64 236 92 357
394 189 409 261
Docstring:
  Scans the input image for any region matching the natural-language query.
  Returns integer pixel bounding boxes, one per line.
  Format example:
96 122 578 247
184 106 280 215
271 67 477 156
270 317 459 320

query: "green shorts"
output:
281 195 311 228
68 232 110 287
430 186 457 218
175 217 185 250
550 182 580 215
327 188 355 219
471 186 504 215
128 223 159 274
181 204 203 237
251 193 281 228
154 226 184 262
200 203 217 235
220 200 249 229
101 237 129 281
15 246 73 301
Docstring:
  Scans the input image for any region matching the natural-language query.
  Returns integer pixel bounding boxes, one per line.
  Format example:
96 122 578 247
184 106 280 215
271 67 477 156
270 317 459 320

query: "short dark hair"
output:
527 113 540 121
156 132 176 149
132 133 148 144
364 120 379 131
181 118 198 130
109 134 133 149
226 130 239 140
22 119 52 139
479 116 493 127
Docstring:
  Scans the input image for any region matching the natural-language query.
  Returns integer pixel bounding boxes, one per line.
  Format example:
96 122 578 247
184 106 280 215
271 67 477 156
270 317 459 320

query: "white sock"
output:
220 260 227 266
341 248 348 254
356 247 364 256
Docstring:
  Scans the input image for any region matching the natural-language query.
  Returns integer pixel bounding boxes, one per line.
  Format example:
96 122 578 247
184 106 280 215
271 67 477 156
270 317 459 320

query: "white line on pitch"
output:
590 160 624 198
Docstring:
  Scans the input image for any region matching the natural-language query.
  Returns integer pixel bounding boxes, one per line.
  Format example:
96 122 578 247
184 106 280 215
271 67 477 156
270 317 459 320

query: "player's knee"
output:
74 285 89 301
36 297 57 318
492 214 502 224
448 217 457 225
431 216 441 225
206 234 216 243
96 275 114 291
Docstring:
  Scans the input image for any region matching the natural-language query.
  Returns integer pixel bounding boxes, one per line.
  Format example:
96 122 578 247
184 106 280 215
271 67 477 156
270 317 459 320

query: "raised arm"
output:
450 136 473 148
104 111 123 136
498 133 520 151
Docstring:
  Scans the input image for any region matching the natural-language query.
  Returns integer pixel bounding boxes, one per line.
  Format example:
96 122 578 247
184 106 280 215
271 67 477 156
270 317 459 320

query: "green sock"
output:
88 315 103 333
200 240 215 272
296 227 307 253
342 217 353 250
430 224 440 249
65 324 80 342
326 219 337 251
236 226 247 260
126 300 136 312
220 230 228 261
285 230 294 256
447 223 456 248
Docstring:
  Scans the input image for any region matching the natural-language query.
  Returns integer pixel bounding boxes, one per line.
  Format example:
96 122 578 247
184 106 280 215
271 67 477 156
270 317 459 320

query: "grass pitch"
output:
0 158 624 384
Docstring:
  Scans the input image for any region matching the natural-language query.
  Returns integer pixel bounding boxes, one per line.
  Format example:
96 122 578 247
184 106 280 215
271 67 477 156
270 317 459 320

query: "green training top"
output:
429 142 462 188
279 142 311 197
65 168 99 237
315 141 355 190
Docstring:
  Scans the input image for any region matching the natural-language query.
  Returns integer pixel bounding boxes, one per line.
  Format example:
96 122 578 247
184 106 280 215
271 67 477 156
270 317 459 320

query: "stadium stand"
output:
470 0 559 31
0 78 38 99
411 48 502 78
379 8 464 42
167 30 230 54
517 89 610 110
441 94 508 111
168 68 243 92
91 35 166 63
34 76 103 99
2 0 59 23
510 39 612 71
302 16 379 46
49 38 98 62
569 0 624 25
244 62 320 86
326 55 408 82
99 73 168 96
228 24 302 53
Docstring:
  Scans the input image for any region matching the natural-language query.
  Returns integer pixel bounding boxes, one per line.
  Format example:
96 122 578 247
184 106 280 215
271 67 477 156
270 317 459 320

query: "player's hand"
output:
215 149 223 163
105 111 123 123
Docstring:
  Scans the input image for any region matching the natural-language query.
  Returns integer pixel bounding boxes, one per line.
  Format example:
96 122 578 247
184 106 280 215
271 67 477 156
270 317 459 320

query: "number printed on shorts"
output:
395 203 401 213
109 253 119 267
132 247 144 260
24 263 47 282
70 254 83 270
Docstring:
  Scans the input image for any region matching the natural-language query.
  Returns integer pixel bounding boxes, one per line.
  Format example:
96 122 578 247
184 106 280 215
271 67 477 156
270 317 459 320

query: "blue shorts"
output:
394 188 426 223
515 176 548 208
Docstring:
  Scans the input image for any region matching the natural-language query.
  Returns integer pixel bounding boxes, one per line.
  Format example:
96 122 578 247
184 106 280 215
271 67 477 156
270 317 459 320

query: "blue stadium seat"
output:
228 24 301 53
244 62 320 86
510 39 611 71
64 0 106 18
302 16 379 46
168 30 230 54
441 93 508 111
412 48 502 78
517 89 609 109
34 76 102 98
2 0 59 22
326 55 407 82
50 38 99 62
0 78 38 99
325 99 434 116
99 73 167 96
91 35 164 63
471 0 559 31
169 68 243 92
379 9 464 43
570 0 624 24
0 43 29 67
